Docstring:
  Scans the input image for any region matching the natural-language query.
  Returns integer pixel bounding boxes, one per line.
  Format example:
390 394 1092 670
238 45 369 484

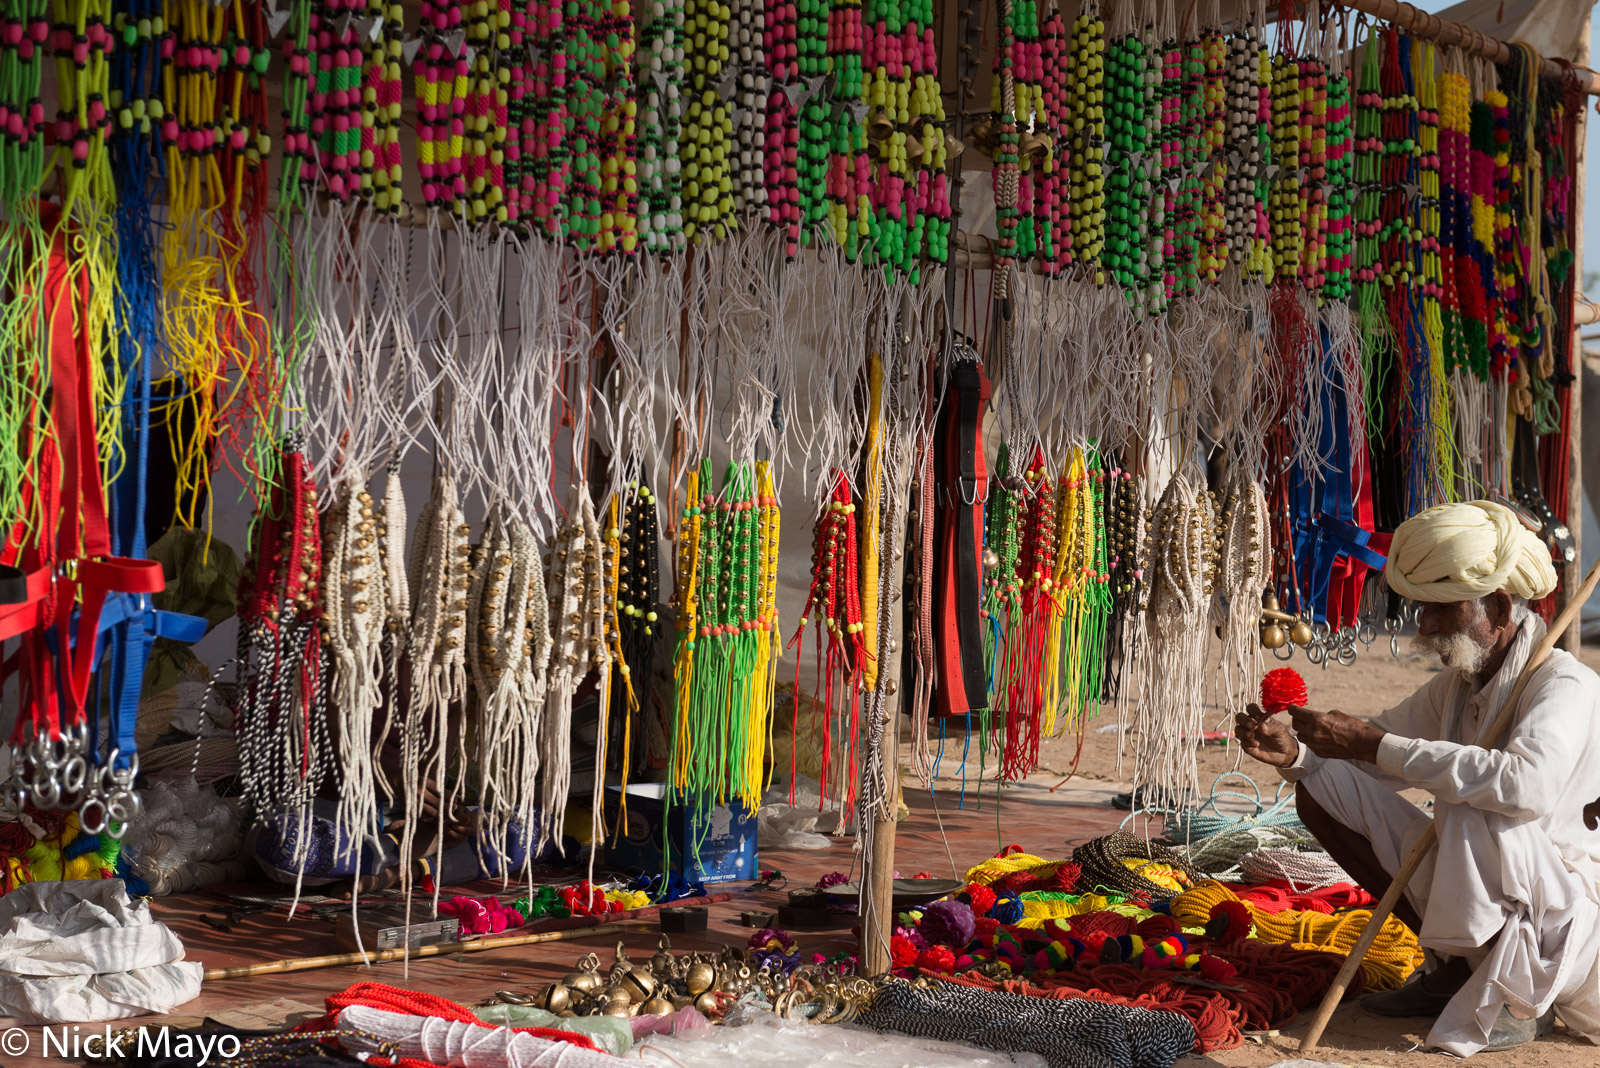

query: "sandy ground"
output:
1014 640 1600 1068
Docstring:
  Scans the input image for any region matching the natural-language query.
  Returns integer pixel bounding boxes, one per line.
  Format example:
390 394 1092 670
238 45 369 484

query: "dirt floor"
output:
8 641 1600 1068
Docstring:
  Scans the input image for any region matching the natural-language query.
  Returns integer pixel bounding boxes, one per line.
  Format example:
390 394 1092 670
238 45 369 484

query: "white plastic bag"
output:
756 777 832 850
0 879 202 1024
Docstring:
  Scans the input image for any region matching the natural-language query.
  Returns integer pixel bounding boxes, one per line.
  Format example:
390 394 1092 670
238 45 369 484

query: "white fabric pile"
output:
0 880 201 1024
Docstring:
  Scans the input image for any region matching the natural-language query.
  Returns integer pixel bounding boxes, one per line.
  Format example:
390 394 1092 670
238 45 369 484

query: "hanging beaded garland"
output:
1069 4 1105 270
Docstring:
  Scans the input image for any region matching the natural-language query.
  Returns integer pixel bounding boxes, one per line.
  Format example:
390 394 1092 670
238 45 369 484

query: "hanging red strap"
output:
0 214 163 744
932 359 991 717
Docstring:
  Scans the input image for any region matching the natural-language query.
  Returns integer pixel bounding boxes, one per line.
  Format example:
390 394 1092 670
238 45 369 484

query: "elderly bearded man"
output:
1234 501 1600 1055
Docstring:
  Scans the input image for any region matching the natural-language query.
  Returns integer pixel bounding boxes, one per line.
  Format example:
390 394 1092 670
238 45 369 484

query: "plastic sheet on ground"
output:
627 1005 1047 1068
757 777 833 850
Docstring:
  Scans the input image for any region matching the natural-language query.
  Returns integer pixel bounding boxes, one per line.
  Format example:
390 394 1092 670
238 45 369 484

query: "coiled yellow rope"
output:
1172 881 1423 990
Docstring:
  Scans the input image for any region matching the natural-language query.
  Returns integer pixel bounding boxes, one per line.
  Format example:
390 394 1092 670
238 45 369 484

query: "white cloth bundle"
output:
337 1004 623 1067
0 880 201 1024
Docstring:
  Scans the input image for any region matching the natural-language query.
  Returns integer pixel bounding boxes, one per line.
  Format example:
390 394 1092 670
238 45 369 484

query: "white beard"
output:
1412 631 1489 677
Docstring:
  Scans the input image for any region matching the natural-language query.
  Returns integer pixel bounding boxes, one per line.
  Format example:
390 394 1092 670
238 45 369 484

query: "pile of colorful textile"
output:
887 845 1425 1052
0 810 124 895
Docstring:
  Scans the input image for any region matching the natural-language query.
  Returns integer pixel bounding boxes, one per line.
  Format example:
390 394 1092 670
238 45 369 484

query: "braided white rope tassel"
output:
585 494 617 887
517 520 552 865
1134 473 1213 810
539 485 588 853
323 479 388 862
371 461 410 804
1214 466 1270 720
401 468 469 900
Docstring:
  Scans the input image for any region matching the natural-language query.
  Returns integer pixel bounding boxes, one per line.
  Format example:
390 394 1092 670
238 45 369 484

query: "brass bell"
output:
639 995 674 1017
685 958 716 996
565 953 605 994
1019 131 1053 162
1260 623 1288 650
694 991 722 1017
1289 620 1314 646
905 134 924 158
867 110 894 142
945 133 965 159
970 118 998 155
649 936 675 977
1262 590 1280 612
538 983 572 1014
621 966 656 1003
602 995 634 1018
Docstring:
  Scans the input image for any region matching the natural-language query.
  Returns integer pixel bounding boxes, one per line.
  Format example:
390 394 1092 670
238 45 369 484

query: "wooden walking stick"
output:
1299 558 1600 1053
202 923 629 981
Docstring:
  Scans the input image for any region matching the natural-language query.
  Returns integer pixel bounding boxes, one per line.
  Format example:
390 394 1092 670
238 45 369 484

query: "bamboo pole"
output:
202 924 628 981
1298 556 1600 1053
1332 0 1600 92
1558 17 1591 655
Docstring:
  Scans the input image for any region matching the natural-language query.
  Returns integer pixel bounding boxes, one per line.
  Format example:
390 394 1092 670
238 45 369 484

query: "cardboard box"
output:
603 784 757 885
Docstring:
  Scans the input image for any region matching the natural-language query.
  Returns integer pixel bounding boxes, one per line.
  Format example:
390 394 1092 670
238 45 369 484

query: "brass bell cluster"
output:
531 939 755 1021
1258 591 1313 650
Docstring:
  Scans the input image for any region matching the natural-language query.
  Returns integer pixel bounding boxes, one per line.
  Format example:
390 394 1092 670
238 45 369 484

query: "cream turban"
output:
1384 501 1558 603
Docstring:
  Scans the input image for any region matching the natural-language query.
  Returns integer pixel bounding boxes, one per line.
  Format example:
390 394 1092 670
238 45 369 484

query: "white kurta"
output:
1278 615 1600 1055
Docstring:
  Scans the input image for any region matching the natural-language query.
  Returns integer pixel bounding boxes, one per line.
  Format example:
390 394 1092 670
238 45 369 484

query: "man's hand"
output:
1288 707 1385 763
1585 797 1600 831
1233 703 1300 768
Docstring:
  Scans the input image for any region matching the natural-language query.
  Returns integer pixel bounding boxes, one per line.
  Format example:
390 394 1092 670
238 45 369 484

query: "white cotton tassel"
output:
337 1005 622 1068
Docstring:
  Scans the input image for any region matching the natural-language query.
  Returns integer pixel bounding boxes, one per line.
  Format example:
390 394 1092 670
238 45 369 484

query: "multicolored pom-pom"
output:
1139 933 1189 969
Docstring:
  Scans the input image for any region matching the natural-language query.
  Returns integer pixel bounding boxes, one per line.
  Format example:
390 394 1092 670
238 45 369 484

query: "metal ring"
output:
1391 634 1400 658
1359 622 1377 645
61 756 88 795
1272 642 1295 661
31 777 61 810
78 798 109 836
1306 640 1327 666
106 797 131 830
1337 645 1357 667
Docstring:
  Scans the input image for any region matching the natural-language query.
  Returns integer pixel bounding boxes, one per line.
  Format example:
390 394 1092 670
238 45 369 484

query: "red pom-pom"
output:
890 936 921 970
1206 899 1255 944
1135 914 1180 941
973 916 1001 938
917 945 956 972
1044 862 1081 892
1260 667 1308 713
963 883 997 917
998 870 1041 893
1080 931 1110 957
1198 954 1239 983
953 954 975 971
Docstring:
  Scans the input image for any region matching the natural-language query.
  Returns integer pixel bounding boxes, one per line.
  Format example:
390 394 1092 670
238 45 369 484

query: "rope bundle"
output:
1170 881 1422 990
1072 832 1203 901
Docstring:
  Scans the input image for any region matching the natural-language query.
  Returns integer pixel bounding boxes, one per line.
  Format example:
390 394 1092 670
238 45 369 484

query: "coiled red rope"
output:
297 981 600 1051
944 937 1366 1053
